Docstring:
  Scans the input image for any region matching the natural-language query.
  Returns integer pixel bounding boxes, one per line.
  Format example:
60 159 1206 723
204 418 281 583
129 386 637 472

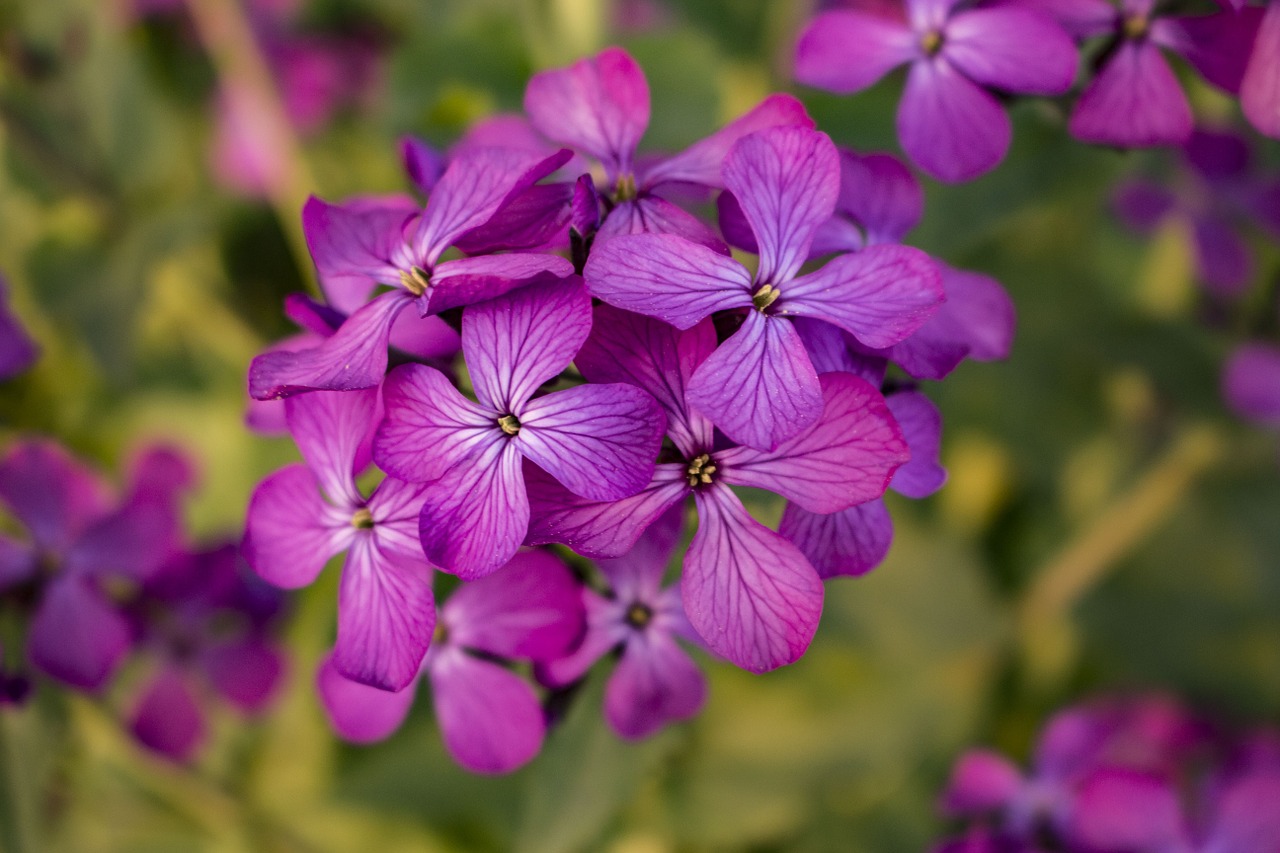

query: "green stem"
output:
0 714 29 853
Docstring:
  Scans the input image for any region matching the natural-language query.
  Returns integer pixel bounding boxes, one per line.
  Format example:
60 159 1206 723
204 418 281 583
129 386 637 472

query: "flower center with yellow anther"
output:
400 265 432 296
1123 13 1149 39
614 173 638 202
433 621 448 645
752 284 780 311
625 602 653 629
685 453 717 487
351 507 375 529
497 414 521 436
921 30 944 56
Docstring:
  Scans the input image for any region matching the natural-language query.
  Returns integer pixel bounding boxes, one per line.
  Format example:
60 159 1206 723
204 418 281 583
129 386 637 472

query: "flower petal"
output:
334 536 436 691
28 577 131 690
373 363 496 484
897 58 1013 182
129 667 206 762
779 499 894 579
1067 768 1188 851
1243 1 1280 138
687 311 823 451
523 46 649 179
722 126 840 285
452 182 573 255
597 503 684 601
302 195 418 313
940 749 1024 815
717 372 909 512
1068 41 1192 148
428 647 545 774
1152 7 1263 95
782 244 943 350
833 150 923 247
0 441 111 554
400 135 445 196
0 535 37 591
597 196 729 254
793 11 916 94
683 486 824 672
606 632 707 740
425 253 575 316
887 391 947 498
317 653 418 743
242 464 351 589
283 387 380 508
1224 343 1280 425
583 232 752 329
201 637 284 713
462 275 591 412
943 7 1077 95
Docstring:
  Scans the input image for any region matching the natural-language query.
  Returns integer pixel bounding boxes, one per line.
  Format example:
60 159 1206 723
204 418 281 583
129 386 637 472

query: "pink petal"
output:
832 149 923 247
538 594 626 687
793 11 916 94
0 440 111 554
1067 768 1188 851
942 7 1077 95
28 577 131 690
687 311 823 451
897 58 1013 182
516 383 664 502
387 310 461 362
1203 772 1280 852
779 498 894 579
424 253 575 316
452 182 573 255
242 464 351 589
523 46 650 179
683 485 824 672
605 632 707 740
722 126 841 285
1243 1 1280 138
597 503 684 599
583 232 752 329
1068 41 1192 148
283 386 380 508
317 654 418 743
1224 343 1280 425
129 667 206 762
782 244 944 350
373 363 496 484
717 372 909 511
301 195 417 313
463 276 591 412
428 646 545 774
887 391 946 498
941 749 1024 815
201 637 284 713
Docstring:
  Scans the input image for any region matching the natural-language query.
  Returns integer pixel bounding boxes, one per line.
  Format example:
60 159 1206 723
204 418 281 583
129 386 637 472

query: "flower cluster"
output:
934 695 1280 851
795 0 1278 181
244 46 1014 772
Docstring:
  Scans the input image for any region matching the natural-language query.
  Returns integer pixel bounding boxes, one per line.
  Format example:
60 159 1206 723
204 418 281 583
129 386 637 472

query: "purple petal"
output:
597 196 730 254
683 485 824 672
1067 768 1188 851
597 503 684 598
832 149 923 247
302 195 418 313
417 439 528 580
373 363 496 484
1243 2 1280 138
130 667 205 761
888 265 1015 378
463 275 591 412
523 46 649 179
717 372 909 511
897 58 1012 182
248 290 411 400
414 147 572 262
516 384 664 501
317 654 418 743
1203 773 1280 853
428 646 545 774
1183 128 1252 181
779 499 894 579
1068 41 1192 148
0 441 111 554
28 577 131 690
242 464 351 589
425 253 575 316
0 535 37 591
64 497 180 583
400 136 445 196
642 94 815 189
793 316 885 382
524 462 689 559
583 232 752 329
572 174 601 237
1113 180 1178 233
334 536 436 691
782 244 944 350
606 632 707 740
284 387 380 508
793 10 916 94
1223 343 1280 425
1194 215 1253 295
387 310 461 361
1016 0 1118 39
444 549 583 660
201 637 284 713
687 311 824 451
539 595 626 687
0 277 38 380
722 126 840 285
887 391 946 498
942 8 1077 95
941 749 1024 815
575 305 718 457
1152 7 1263 95
453 183 573 255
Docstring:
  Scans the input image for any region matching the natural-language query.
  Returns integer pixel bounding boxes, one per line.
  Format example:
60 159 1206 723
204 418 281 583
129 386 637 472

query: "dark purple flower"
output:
540 507 706 739
318 549 583 773
794 0 1077 181
248 145 575 399
586 125 942 450
243 386 435 691
373 277 665 580
1242 1 1280 139
526 306 909 672
0 276 38 380
1223 343 1280 427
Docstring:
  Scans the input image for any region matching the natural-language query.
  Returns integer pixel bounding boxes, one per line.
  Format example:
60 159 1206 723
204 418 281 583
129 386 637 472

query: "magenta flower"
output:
586 125 941 450
794 0 1077 181
243 386 435 691
526 306 909 672
540 508 706 740
373 276 665 579
248 145 575 399
0 276 37 381
318 549 583 774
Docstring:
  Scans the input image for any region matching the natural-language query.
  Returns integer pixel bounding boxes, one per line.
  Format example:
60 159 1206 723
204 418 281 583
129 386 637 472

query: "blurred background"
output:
1 0 1279 849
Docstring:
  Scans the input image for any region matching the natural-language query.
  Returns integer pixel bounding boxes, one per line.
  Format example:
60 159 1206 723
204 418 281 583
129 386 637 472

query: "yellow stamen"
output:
686 453 717 487
753 284 781 311
498 414 521 436
399 265 431 296
351 507 375 529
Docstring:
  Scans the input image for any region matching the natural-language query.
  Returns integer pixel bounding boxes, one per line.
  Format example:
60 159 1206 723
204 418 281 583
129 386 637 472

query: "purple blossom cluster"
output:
244 47 1015 772
795 0 1279 182
935 695 1280 852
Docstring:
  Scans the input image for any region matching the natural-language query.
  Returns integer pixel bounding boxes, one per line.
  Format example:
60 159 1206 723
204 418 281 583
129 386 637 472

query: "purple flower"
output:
524 46 815 249
540 507 706 740
248 145 575 399
526 306 910 672
794 0 1077 181
0 275 38 380
243 386 436 691
586 125 942 450
1223 343 1280 428
318 549 583 773
372 276 666 580
1242 1 1280 139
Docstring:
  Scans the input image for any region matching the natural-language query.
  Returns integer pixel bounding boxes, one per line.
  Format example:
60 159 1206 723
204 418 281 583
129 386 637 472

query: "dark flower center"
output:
921 30 944 56
752 284 781 311
497 414 521 436
351 507 375 529
400 265 432 296
686 452 717 487
1123 13 1149 39
625 602 653 628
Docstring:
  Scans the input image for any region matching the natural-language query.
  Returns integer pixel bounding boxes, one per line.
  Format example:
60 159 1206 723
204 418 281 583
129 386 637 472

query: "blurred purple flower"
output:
1223 343 1280 428
0 276 38 380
